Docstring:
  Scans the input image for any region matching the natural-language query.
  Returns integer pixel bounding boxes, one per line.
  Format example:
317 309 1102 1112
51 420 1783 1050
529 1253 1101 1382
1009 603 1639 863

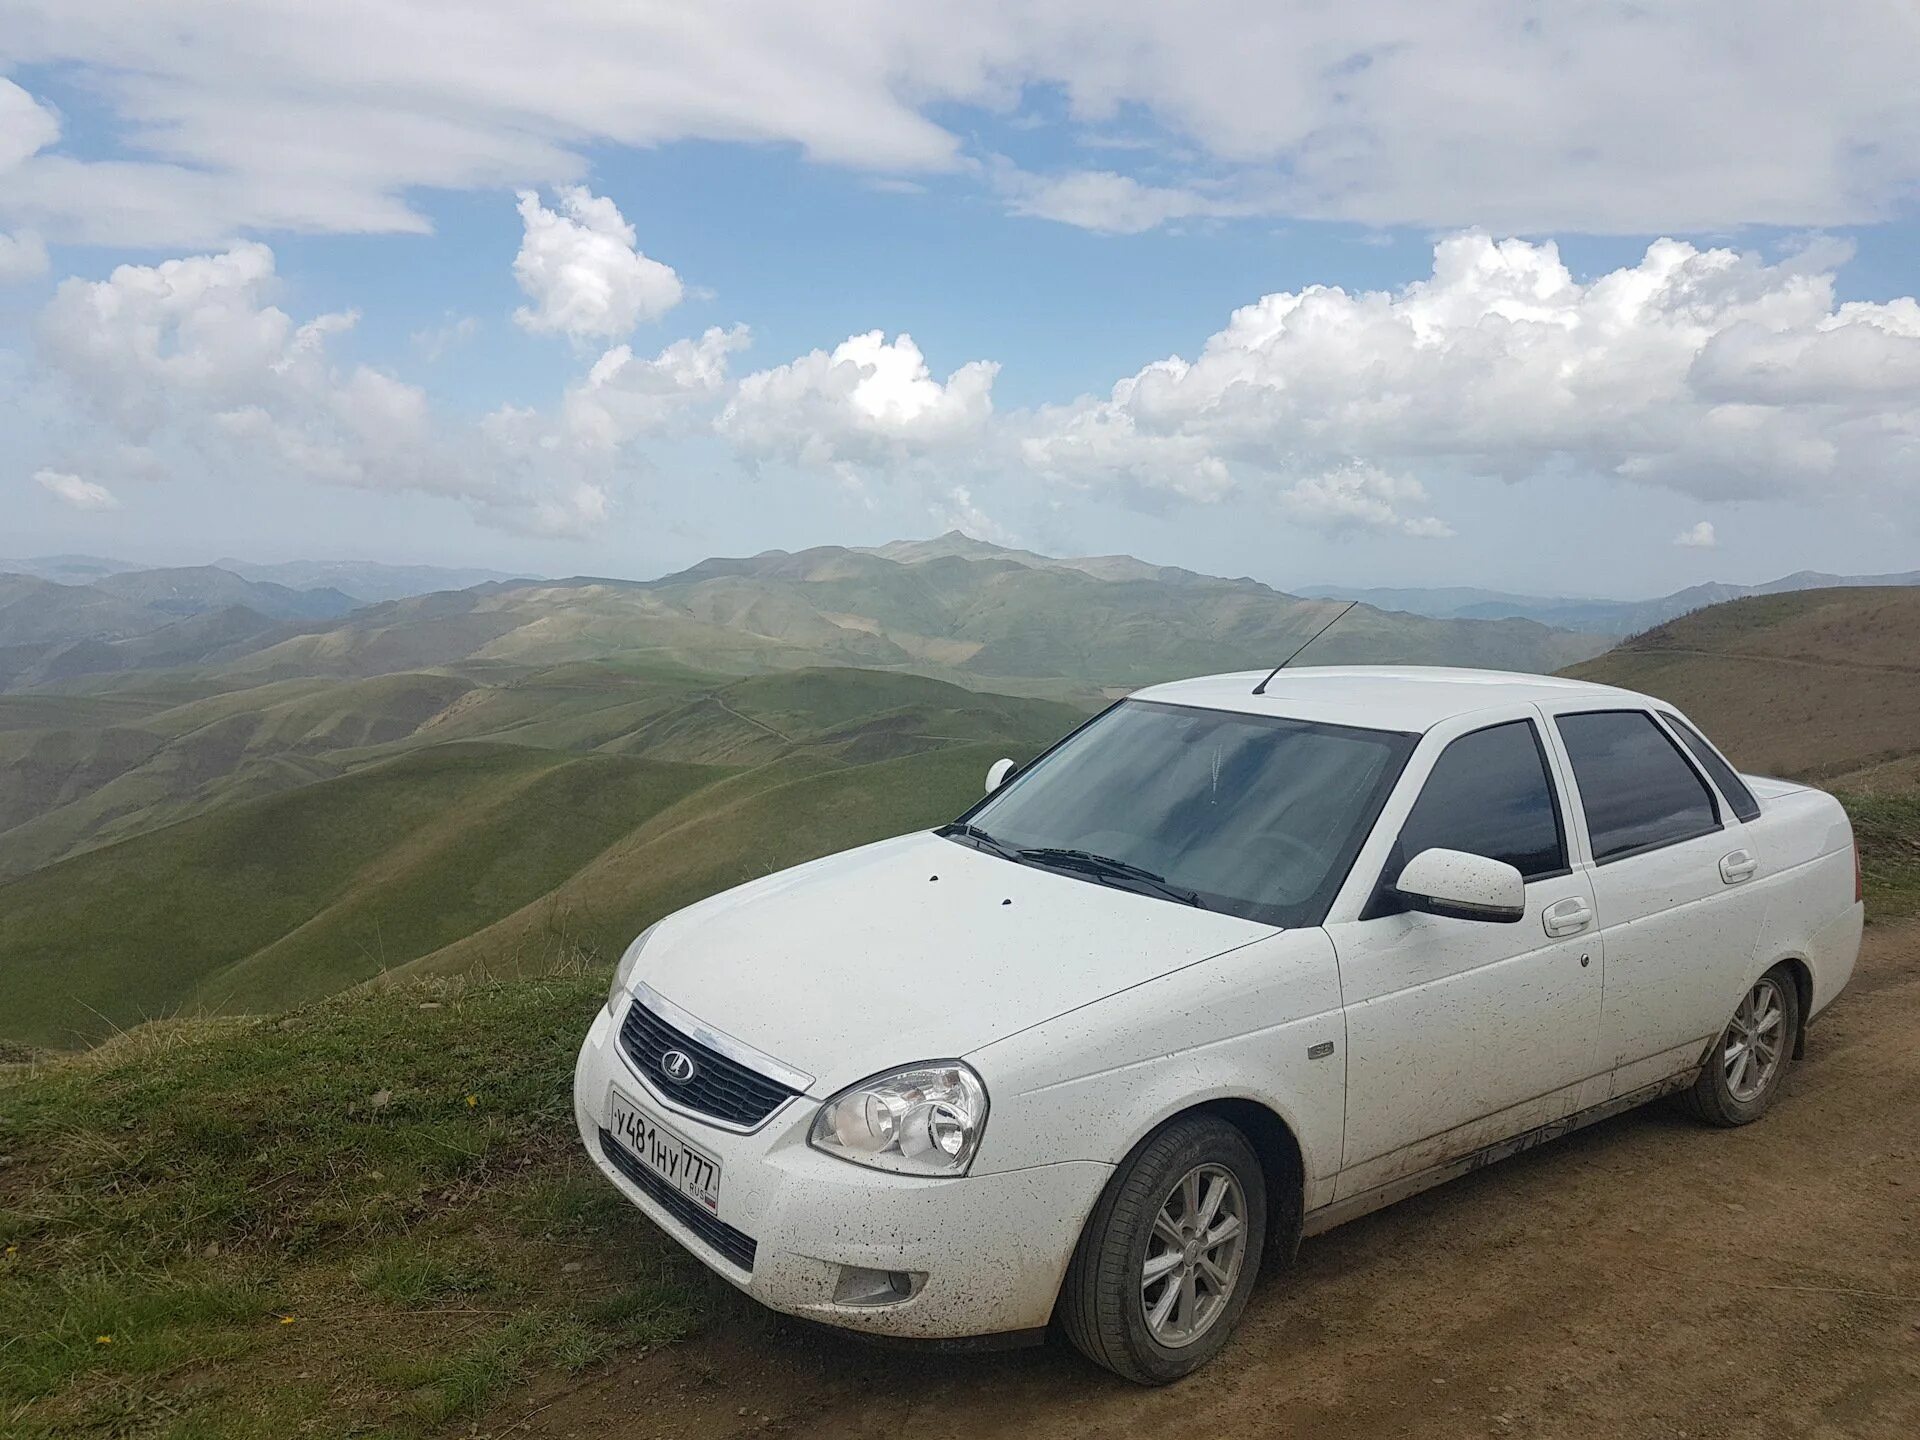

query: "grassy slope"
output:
1565 587 1920 920
0 673 477 879
0 978 709 1439
0 667 1087 1048
0 744 715 1048
0 658 998 880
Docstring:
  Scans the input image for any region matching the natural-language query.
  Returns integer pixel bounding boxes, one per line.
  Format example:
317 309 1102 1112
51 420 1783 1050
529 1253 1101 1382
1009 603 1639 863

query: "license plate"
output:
607 1088 723 1212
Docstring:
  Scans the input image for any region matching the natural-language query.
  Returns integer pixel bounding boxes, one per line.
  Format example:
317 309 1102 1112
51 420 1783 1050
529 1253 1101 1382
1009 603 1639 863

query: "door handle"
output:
1720 849 1757 884
1543 896 1593 937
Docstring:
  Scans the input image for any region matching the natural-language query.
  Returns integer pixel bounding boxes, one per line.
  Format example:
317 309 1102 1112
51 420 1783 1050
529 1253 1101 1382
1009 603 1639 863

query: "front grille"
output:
618 999 800 1128
599 1129 757 1272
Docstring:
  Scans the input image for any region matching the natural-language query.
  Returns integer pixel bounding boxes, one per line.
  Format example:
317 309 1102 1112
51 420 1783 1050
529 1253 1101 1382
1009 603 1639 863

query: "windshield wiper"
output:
1016 847 1206 908
936 822 1022 862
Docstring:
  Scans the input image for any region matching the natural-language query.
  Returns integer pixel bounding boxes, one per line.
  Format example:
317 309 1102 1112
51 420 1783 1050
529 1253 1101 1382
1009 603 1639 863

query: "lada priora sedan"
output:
576 666 1862 1382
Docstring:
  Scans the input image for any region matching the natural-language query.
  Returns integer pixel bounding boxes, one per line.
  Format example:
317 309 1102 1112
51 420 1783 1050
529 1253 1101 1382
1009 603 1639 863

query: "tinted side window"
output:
1392 720 1567 883
1556 710 1720 862
1660 713 1761 823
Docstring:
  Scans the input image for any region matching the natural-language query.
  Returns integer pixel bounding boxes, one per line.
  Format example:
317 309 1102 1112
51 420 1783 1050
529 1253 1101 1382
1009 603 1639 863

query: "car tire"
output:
1684 963 1802 1127
1058 1114 1267 1385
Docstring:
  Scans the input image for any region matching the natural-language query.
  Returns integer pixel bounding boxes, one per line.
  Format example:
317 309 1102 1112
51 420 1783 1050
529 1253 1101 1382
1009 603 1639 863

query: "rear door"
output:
1541 705 1766 1096
1326 714 1604 1199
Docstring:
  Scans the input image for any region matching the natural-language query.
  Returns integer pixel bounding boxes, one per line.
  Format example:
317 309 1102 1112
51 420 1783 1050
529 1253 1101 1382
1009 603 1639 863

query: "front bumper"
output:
573 1000 1112 1339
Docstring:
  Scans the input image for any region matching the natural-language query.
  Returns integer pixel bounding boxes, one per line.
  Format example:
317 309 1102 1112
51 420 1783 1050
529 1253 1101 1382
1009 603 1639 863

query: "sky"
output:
2 2 1919 600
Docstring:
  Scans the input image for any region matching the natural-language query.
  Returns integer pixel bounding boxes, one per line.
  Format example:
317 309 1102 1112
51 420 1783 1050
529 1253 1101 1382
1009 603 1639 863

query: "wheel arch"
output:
1195 1097 1307 1261
1099 1095 1310 1262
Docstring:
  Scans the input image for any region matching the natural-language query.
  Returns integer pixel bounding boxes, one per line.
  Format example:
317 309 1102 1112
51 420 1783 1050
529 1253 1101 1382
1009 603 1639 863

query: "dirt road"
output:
504 922 1920 1440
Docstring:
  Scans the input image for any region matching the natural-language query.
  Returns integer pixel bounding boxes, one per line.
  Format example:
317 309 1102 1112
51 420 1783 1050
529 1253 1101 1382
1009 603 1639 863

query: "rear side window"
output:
1556 710 1720 862
1660 712 1761 823
1368 721 1566 916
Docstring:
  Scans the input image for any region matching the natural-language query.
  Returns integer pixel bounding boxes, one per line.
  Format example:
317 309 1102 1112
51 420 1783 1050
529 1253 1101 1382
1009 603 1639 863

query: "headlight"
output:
808 1062 989 1177
607 922 659 1012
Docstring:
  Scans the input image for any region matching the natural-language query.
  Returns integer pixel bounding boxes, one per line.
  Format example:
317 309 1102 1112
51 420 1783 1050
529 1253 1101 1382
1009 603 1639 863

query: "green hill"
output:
0 744 700 1046
122 538 1606 697
0 672 479 878
0 665 1084 1049
91 565 359 621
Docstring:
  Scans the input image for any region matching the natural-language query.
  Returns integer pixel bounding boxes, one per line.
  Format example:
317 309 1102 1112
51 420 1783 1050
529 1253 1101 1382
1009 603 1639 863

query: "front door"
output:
1327 717 1604 1200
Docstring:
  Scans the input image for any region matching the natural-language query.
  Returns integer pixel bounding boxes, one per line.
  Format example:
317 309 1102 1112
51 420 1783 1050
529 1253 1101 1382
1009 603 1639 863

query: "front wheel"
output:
1057 1115 1267 1384
1684 965 1800 1126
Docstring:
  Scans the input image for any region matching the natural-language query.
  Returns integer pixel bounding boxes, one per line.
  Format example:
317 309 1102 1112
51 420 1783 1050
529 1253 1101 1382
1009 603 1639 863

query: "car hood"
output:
630 831 1273 1094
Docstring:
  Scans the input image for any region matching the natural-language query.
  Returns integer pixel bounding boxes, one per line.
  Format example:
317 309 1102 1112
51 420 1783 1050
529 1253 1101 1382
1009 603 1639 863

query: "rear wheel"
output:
1058 1115 1267 1384
1685 965 1800 1126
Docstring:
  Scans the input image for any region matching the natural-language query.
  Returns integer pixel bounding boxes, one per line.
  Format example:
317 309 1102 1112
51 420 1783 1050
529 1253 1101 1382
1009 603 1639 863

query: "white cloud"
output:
32 242 610 535
1279 464 1452 538
996 167 1239 234
1016 234 1920 519
0 228 48 282
512 187 683 340
1020 388 1232 504
721 332 999 481
560 326 751 450
38 243 330 435
21 224 1920 552
0 78 61 171
34 468 120 511
4 6 1920 242
0 83 57 281
1673 520 1718 549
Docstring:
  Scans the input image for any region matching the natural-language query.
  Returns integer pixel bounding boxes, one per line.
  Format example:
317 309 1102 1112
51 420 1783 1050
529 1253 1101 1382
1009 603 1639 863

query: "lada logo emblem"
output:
660 1049 698 1083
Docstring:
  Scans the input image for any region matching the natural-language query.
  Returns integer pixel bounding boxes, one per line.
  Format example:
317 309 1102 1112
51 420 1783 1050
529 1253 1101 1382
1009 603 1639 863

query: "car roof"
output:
1130 665 1648 734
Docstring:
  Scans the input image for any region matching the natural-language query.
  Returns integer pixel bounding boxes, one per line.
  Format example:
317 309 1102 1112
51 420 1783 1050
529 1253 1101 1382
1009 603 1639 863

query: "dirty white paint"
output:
972 926 1348 1182
1326 881 1603 1195
625 830 1270 1095
573 1019 1105 1335
577 667 1864 1341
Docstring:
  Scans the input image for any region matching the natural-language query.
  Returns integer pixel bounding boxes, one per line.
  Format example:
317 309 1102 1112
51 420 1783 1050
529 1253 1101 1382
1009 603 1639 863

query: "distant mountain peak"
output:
857 530 1287 595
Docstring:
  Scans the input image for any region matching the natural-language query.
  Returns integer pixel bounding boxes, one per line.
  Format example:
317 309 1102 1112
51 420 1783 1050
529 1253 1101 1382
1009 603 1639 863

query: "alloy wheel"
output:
1724 976 1788 1103
1140 1162 1249 1348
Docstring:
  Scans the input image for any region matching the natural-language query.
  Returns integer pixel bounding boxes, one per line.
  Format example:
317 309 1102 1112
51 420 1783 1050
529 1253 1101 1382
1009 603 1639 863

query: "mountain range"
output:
1 534 1609 698
0 554 531 602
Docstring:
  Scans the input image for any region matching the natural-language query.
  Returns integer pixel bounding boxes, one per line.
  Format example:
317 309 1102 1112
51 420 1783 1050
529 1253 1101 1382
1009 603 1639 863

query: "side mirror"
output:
984 757 1017 794
1394 847 1525 924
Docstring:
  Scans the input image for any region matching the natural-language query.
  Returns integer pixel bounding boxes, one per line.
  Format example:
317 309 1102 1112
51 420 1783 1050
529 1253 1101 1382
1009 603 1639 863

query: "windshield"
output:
956 699 1415 927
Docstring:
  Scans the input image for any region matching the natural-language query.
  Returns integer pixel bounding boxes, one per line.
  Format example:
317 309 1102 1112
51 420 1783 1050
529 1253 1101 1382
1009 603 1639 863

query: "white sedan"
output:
575 666 1862 1383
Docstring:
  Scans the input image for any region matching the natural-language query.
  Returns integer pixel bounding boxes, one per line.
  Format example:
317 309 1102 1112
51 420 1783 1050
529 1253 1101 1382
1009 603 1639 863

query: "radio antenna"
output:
1251 600 1358 695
